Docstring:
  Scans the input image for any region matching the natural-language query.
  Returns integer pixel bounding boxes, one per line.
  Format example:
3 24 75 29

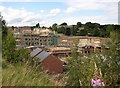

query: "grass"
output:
2 61 54 86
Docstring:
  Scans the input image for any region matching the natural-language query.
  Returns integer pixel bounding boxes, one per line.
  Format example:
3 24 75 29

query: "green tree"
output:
79 29 87 36
57 26 65 34
60 22 67 26
1 18 29 63
77 22 82 28
2 32 16 63
0 14 2 52
52 23 57 32
106 25 114 37
48 26 52 30
99 28 106 37
66 45 80 86
71 25 77 36
65 28 71 36
66 45 95 86
2 19 8 40
101 31 120 86
93 29 100 37
85 22 92 29
66 31 120 86
50 33 58 46
36 23 40 28
85 22 100 29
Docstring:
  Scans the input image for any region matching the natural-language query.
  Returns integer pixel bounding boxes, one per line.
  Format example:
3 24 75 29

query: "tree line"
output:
51 22 120 37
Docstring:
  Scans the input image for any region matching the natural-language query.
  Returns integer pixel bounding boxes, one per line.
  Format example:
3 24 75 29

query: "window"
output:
32 42 34 46
25 38 28 40
44 39 46 41
48 39 51 41
35 38 39 40
44 43 47 45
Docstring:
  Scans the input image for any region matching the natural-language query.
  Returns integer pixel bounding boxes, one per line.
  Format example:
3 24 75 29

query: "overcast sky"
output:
0 0 119 27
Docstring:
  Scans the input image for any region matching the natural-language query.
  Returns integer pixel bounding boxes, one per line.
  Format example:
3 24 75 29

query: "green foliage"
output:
0 28 2 51
77 22 82 28
65 28 71 36
93 29 100 36
36 23 40 28
1 18 30 63
71 25 78 36
60 22 67 26
2 20 8 39
66 46 95 86
2 32 16 63
51 22 120 38
52 23 57 32
2 62 53 86
79 29 87 36
66 46 80 86
66 31 120 86
13 49 31 63
106 25 114 37
1 17 56 86
101 31 120 86
99 28 106 37
49 33 58 46
57 26 65 34
2 31 31 63
85 22 100 29
11 26 14 30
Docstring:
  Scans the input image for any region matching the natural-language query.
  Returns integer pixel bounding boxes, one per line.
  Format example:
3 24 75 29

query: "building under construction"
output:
13 27 58 48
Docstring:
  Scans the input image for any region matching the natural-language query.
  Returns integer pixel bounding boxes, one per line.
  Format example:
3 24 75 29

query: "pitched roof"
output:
36 51 50 62
30 48 50 62
30 48 42 57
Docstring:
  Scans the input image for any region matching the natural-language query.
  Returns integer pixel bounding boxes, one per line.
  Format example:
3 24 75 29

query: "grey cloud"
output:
9 18 23 23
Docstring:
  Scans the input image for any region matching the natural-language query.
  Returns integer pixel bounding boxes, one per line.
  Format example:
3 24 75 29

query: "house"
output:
77 37 105 53
79 45 95 53
30 48 64 73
